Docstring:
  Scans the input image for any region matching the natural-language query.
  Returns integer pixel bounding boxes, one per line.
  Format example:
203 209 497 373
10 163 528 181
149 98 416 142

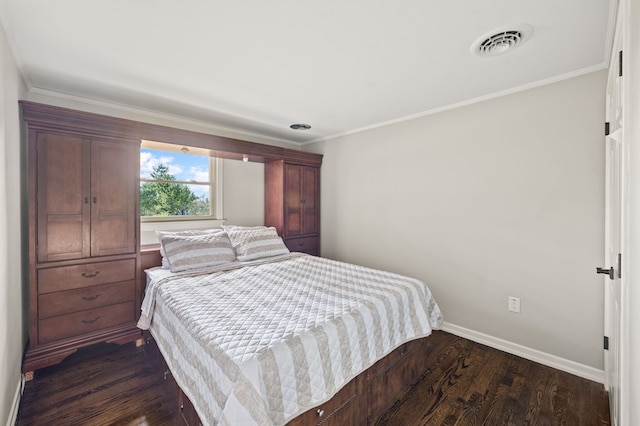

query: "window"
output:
140 140 220 220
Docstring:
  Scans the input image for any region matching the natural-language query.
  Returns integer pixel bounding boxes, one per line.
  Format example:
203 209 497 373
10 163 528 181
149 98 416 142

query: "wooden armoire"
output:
22 102 142 373
265 155 321 256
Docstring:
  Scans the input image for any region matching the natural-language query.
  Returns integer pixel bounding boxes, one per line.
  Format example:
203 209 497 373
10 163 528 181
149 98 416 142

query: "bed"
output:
138 227 443 425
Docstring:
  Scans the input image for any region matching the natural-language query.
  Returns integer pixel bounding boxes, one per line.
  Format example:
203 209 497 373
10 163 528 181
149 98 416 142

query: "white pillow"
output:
158 232 236 272
225 226 289 261
156 229 223 269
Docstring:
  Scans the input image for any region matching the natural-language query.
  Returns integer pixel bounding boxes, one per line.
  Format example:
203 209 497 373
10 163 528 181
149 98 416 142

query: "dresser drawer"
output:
38 259 136 294
38 280 135 319
38 301 135 345
289 377 360 425
285 236 319 255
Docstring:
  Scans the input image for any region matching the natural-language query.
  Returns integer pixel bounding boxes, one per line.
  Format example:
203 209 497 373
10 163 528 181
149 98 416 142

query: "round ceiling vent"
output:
471 25 532 57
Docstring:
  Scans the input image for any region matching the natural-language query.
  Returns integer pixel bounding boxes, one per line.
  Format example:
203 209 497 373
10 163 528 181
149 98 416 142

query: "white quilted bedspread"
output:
138 253 442 425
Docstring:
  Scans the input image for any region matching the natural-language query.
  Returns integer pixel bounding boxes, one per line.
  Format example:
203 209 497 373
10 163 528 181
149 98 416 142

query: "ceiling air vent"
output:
289 123 311 130
471 25 532 57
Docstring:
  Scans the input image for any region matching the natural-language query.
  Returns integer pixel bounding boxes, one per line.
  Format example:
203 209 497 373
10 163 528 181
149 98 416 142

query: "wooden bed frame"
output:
140 247 434 425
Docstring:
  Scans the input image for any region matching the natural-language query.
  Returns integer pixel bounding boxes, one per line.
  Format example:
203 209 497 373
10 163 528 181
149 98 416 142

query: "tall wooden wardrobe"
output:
22 102 142 373
265 152 322 256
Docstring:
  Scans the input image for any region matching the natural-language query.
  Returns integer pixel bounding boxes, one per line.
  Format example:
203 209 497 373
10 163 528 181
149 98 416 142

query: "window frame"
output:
139 141 224 223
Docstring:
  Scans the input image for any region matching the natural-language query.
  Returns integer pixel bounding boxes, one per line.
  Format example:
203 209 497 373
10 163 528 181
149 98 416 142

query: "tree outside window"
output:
140 145 213 218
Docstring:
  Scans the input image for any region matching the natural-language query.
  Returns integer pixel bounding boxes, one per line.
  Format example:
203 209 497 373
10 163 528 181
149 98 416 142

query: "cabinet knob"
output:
92 196 97 204
84 197 89 204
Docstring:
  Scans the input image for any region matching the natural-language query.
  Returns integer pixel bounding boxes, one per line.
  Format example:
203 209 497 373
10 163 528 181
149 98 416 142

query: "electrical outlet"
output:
508 296 521 313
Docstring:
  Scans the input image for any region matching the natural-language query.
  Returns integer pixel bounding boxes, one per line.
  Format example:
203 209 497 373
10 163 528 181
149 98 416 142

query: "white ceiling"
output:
0 0 617 144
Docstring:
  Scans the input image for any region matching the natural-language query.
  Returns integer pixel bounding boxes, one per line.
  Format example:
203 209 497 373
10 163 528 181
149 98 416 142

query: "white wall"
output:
0 23 27 425
307 70 607 371
222 158 264 226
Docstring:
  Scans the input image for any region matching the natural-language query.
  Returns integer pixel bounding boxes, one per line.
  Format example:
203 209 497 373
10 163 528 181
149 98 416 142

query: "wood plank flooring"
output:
376 332 610 426
16 331 610 425
17 342 180 425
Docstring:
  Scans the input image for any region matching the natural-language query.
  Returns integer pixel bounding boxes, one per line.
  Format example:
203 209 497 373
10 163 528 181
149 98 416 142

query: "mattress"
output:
138 253 442 425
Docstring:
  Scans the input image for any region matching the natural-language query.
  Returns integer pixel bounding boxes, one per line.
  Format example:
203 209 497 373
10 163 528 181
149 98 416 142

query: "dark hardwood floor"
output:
16 331 610 426
17 341 179 426
376 332 610 426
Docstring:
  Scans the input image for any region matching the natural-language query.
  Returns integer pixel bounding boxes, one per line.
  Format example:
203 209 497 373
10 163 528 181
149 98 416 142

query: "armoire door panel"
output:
284 164 304 237
90 140 137 256
92 217 133 256
36 133 91 262
284 165 303 206
43 220 86 261
285 213 302 235
302 210 318 234
301 166 317 206
301 167 319 234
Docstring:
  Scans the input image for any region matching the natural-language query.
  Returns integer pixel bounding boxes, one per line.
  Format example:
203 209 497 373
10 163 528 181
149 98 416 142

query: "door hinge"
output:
605 122 610 136
619 51 623 77
604 336 609 350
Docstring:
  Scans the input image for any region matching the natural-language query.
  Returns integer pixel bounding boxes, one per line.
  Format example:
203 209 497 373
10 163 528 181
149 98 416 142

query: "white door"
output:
602 6 623 424
603 131 622 426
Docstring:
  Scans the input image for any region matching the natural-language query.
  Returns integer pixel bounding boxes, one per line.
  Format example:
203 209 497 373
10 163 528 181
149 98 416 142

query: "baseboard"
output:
6 373 25 426
441 322 605 384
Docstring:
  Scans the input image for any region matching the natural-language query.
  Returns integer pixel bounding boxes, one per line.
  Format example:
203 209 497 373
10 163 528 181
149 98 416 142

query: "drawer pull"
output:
298 243 305 247
81 271 100 278
81 316 101 324
317 408 324 417
81 294 100 302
